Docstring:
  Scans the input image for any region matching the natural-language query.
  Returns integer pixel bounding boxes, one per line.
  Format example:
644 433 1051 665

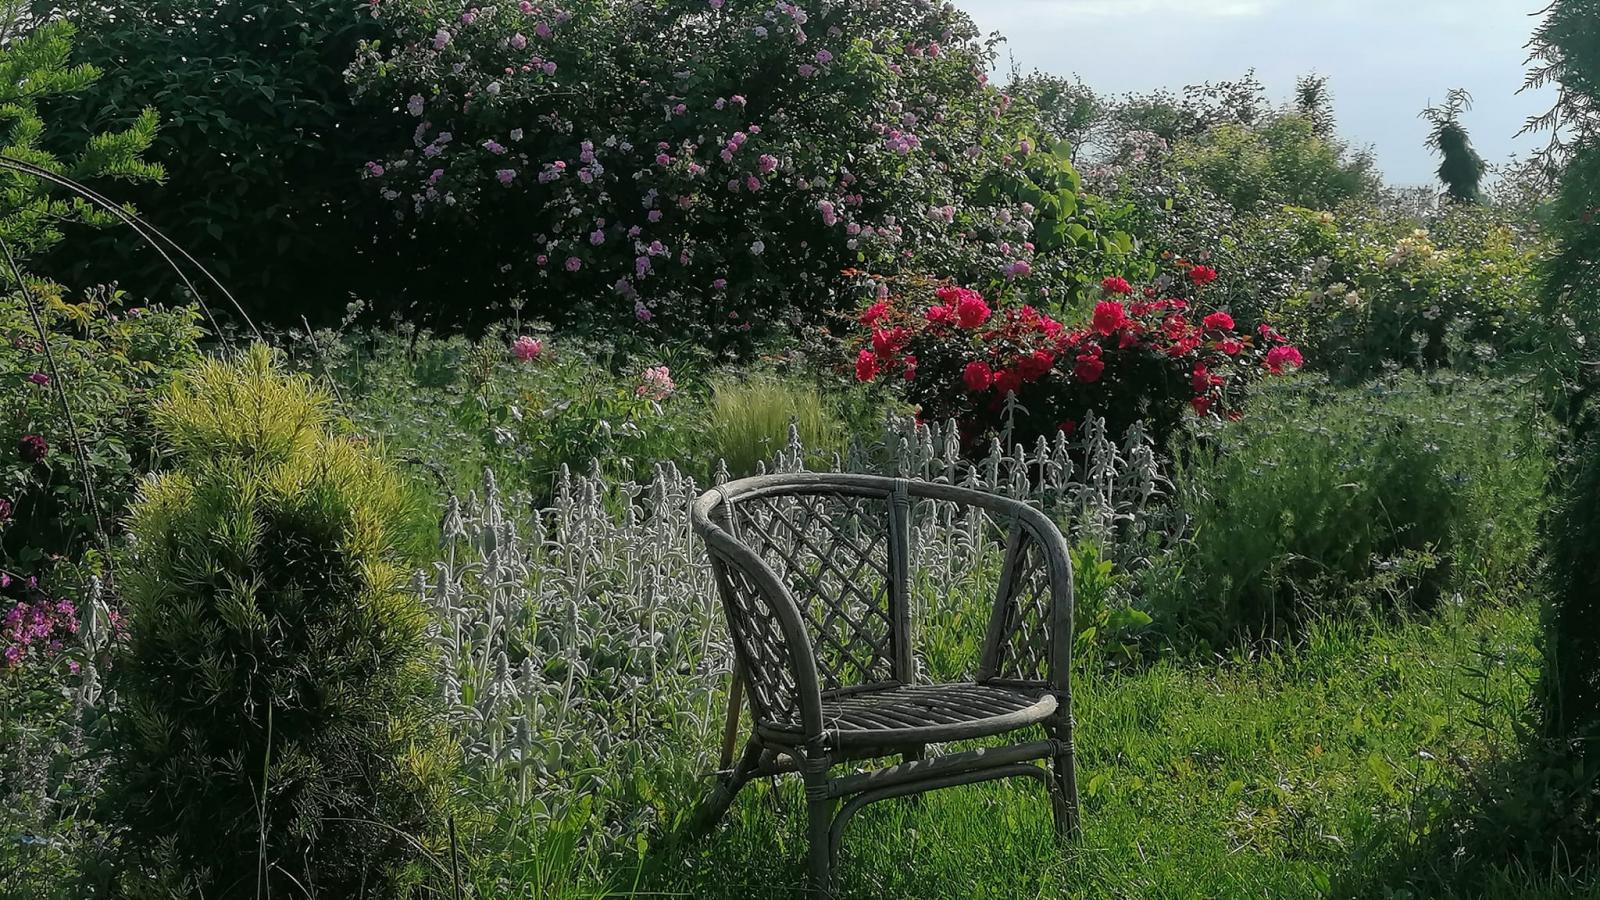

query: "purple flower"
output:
758 154 779 174
542 61 557 75
510 32 527 50
495 168 517 185
815 49 833 64
534 22 552 39
635 301 654 322
26 372 49 386
432 28 452 50
407 94 425 117
565 256 582 272
590 229 606 246
18 435 47 464
0 497 12 522
363 161 385 177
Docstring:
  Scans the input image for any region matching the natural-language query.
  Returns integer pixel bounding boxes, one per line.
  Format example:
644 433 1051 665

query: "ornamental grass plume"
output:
101 345 453 898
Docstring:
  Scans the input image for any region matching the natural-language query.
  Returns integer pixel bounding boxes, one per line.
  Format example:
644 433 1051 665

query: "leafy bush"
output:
850 268 1302 448
101 346 452 898
45 0 407 325
1 287 201 578
348 0 1146 337
1156 374 1551 647
1223 203 1544 381
1169 112 1381 215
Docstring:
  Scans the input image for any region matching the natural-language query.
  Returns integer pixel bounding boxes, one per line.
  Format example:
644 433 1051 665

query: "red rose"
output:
956 292 992 329
871 326 908 357
1018 349 1055 381
855 349 879 382
1264 345 1305 375
926 304 953 324
859 301 890 327
994 368 1024 396
1202 311 1235 332
962 360 994 392
1101 276 1133 295
902 355 918 380
1191 395 1214 416
1221 338 1244 355
1191 364 1222 394
1073 353 1105 383
1189 265 1218 286
1092 301 1129 336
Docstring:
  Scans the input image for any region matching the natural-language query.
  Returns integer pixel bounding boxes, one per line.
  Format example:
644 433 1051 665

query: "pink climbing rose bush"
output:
350 0 1146 340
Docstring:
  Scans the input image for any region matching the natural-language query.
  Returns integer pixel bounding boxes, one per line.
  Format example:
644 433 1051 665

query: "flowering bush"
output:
852 267 1302 446
349 0 1146 337
0 287 201 579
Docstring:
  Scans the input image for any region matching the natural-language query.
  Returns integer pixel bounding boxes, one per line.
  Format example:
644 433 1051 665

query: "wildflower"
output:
637 365 676 400
18 435 47 464
962 360 994 392
511 335 543 362
1264 345 1305 375
856 349 879 382
1101 276 1133 295
1202 311 1235 332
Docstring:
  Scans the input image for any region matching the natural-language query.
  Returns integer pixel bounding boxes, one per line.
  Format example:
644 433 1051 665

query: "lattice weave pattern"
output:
725 491 897 695
992 535 1055 683
713 552 802 721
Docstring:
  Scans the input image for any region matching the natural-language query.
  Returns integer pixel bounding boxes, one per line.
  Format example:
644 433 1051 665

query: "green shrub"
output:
102 345 452 898
704 373 846 478
1155 374 1551 646
1231 203 1545 381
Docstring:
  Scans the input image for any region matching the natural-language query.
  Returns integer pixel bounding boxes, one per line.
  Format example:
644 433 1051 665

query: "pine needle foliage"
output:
0 15 160 264
1421 89 1487 204
102 345 453 899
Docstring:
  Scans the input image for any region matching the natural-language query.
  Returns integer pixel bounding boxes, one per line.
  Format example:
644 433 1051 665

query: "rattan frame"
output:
687 473 1080 896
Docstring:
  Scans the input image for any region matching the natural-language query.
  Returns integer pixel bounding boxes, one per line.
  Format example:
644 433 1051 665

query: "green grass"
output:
542 600 1592 899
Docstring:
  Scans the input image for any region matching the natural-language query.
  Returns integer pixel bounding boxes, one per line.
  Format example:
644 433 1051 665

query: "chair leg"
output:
801 754 837 898
688 739 761 838
1049 722 1081 842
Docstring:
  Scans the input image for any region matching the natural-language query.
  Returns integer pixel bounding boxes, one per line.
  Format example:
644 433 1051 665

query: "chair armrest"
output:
976 513 1075 694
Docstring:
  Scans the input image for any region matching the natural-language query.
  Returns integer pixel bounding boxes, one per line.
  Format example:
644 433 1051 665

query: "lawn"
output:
569 600 1577 899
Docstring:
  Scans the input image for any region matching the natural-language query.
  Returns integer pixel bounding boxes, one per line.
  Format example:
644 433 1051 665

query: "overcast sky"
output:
954 0 1555 187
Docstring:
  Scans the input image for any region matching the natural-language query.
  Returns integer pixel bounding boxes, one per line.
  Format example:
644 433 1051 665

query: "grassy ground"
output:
569 599 1594 899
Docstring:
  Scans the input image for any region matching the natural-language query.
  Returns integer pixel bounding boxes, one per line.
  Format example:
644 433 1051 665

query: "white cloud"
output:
969 0 1274 21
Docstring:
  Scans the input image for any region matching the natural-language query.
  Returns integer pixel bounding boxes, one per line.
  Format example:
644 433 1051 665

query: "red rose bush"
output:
853 270 1303 447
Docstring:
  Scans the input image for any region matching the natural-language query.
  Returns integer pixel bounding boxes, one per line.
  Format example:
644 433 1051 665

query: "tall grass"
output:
703 372 847 478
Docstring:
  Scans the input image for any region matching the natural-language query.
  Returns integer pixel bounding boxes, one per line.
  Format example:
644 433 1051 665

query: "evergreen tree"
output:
1420 89 1488 204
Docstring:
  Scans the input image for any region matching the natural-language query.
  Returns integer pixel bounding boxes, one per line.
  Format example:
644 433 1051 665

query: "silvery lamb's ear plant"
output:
101 345 454 899
425 412 1167 859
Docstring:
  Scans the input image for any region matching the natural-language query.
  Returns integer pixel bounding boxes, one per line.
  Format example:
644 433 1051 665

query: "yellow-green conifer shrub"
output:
104 345 452 898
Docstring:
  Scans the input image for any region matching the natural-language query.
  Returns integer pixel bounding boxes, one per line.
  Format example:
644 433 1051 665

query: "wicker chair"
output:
688 473 1079 895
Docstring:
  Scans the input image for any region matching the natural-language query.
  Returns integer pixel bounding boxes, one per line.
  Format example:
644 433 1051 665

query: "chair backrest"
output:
692 473 1075 734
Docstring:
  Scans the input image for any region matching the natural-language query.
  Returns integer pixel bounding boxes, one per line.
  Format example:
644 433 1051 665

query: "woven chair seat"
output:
761 682 1056 748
